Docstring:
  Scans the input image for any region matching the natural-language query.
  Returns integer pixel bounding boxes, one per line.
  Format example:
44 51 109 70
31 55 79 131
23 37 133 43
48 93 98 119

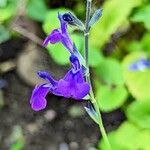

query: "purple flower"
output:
30 55 90 111
43 13 73 52
129 57 150 71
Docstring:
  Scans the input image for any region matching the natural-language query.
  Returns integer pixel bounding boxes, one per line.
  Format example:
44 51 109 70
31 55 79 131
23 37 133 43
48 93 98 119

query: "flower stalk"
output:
84 0 111 150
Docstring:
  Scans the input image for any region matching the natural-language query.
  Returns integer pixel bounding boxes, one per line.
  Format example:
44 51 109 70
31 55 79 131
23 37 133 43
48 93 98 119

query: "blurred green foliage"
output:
96 83 128 112
122 52 150 100
9 126 25 150
90 0 142 49
1 0 150 149
0 0 17 23
27 0 48 22
0 25 10 43
99 122 150 150
131 4 150 29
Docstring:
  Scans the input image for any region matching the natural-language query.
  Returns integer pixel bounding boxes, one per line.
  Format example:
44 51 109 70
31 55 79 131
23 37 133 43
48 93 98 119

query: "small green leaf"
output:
141 33 150 54
10 140 24 150
125 32 150 54
122 52 150 100
27 0 48 22
95 58 124 85
96 83 128 112
90 0 141 48
0 0 7 7
0 25 10 43
99 131 123 150
126 101 150 129
10 126 25 150
89 48 104 67
115 122 142 150
99 122 150 150
46 43 69 65
131 5 150 29
0 0 17 22
127 41 143 52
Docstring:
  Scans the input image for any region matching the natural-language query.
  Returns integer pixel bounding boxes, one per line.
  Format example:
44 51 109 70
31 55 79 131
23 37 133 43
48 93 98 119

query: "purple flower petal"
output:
43 29 61 46
37 71 58 86
37 71 63 96
30 84 50 111
58 13 67 33
57 70 90 99
70 54 80 72
30 53 89 111
43 13 73 52
61 34 73 51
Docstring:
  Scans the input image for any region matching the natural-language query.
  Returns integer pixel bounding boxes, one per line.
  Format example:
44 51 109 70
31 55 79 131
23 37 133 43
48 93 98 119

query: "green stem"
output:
84 0 111 150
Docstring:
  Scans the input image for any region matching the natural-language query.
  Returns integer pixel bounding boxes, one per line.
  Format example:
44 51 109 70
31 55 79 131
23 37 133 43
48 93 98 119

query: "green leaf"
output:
99 131 123 150
95 58 124 86
89 48 104 67
27 0 48 22
46 42 69 65
127 41 143 52
122 52 150 100
99 122 150 150
10 126 25 150
0 0 7 7
90 0 141 48
115 122 142 150
126 101 150 129
96 83 128 112
125 32 150 54
141 33 150 54
0 25 10 43
10 140 24 150
131 5 150 29
0 0 17 22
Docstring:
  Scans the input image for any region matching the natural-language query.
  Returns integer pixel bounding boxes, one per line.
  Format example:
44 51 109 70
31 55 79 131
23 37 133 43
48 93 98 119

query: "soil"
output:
0 38 126 150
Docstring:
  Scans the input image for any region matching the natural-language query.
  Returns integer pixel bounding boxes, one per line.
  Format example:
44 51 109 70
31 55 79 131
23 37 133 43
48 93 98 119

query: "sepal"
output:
89 9 102 28
84 102 99 124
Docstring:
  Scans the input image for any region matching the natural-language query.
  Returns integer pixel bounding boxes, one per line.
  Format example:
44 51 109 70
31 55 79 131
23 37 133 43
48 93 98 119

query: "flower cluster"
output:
30 13 90 111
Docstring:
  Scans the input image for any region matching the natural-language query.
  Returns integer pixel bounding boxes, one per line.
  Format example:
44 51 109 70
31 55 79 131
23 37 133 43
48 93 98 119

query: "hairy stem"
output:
84 0 111 150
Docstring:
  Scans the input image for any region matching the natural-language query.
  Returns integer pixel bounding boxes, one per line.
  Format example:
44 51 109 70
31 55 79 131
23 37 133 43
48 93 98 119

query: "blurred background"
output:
0 0 150 150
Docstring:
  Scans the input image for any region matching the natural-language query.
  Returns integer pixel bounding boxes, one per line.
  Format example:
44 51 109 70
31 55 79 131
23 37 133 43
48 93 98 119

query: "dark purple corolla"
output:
43 13 73 52
129 57 150 71
30 54 90 111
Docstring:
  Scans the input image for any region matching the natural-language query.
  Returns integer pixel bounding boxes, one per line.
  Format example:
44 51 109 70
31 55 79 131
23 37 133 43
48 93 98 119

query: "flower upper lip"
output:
43 13 73 52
